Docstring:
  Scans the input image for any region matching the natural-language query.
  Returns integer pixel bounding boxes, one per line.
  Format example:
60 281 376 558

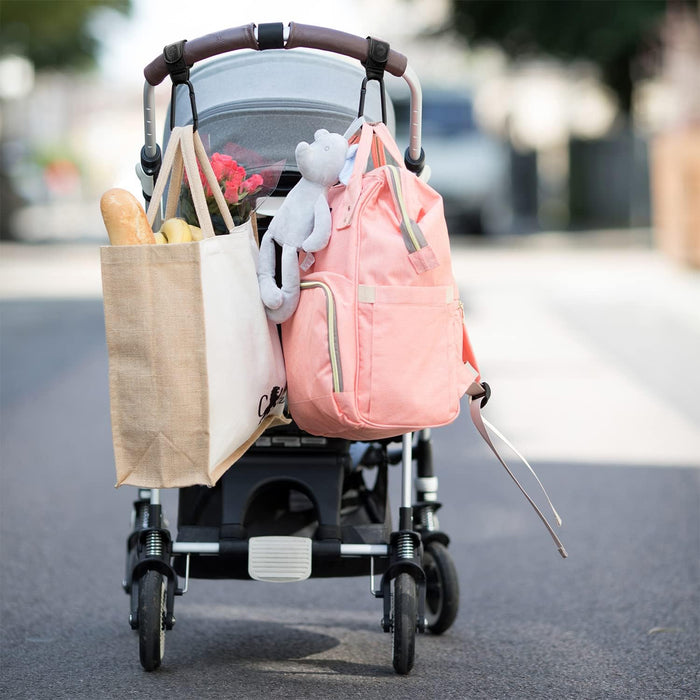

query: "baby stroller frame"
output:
124 22 458 676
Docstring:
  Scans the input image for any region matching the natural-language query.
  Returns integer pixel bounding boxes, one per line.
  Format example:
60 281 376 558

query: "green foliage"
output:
0 0 132 70
450 0 685 112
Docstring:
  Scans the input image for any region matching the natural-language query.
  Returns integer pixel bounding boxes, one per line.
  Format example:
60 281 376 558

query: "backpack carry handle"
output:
143 22 408 86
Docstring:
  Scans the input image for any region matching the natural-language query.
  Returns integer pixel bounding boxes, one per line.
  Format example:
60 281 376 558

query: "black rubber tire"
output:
391 573 417 675
138 570 166 671
423 541 459 634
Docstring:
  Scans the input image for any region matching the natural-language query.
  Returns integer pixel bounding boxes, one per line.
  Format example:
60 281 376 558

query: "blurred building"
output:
2 0 698 252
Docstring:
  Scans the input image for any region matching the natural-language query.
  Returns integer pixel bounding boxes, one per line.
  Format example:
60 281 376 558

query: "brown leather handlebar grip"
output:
144 24 258 85
143 22 407 86
285 22 407 77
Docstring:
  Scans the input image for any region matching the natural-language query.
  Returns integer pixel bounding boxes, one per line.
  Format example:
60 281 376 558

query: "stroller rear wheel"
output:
391 572 417 675
138 570 166 671
423 541 459 634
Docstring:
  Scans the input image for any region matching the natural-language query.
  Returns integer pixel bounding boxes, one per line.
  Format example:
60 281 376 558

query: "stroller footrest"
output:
248 537 312 582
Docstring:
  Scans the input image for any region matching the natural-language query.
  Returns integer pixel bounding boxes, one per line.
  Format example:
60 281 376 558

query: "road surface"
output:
1 239 698 698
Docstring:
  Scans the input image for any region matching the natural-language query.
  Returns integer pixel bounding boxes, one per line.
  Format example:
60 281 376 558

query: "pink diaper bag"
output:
281 120 481 441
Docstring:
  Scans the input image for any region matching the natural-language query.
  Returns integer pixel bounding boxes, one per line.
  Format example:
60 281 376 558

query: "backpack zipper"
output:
299 281 343 393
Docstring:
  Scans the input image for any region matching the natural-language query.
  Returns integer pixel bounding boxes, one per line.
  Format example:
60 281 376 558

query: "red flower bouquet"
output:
180 145 282 232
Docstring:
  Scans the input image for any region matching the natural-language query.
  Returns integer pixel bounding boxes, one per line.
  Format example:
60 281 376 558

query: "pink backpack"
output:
281 121 481 440
282 120 567 558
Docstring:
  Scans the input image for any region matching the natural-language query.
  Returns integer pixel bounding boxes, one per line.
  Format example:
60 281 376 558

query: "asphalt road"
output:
1 276 699 698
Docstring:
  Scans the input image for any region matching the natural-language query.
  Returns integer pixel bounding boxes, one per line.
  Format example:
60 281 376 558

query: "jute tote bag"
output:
101 125 287 488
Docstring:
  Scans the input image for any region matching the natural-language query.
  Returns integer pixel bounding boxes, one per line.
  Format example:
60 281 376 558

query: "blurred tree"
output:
0 0 131 70
448 0 694 114
0 0 132 240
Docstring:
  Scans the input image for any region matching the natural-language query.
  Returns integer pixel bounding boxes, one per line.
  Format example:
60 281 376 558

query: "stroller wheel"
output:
423 541 459 634
391 573 417 675
138 570 166 671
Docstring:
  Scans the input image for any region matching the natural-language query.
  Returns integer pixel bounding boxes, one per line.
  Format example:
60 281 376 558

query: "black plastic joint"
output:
416 434 434 478
404 147 425 175
257 22 285 50
363 37 390 80
474 381 491 408
399 506 413 532
140 144 161 176
163 40 190 85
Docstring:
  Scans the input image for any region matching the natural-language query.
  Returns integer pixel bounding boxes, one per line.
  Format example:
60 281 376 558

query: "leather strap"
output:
466 383 568 559
146 126 183 226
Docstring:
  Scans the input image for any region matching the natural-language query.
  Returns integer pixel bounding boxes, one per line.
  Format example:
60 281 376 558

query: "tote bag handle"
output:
146 125 236 239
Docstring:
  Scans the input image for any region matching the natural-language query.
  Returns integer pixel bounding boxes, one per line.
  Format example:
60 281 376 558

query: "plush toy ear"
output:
314 128 330 140
339 144 359 185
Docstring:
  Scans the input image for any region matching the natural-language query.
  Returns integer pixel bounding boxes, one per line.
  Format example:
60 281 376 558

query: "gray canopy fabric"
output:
166 49 395 173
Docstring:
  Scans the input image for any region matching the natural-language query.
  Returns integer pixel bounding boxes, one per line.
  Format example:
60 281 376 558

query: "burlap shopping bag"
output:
101 125 287 488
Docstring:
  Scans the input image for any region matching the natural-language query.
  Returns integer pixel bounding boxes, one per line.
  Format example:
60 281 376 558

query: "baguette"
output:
100 188 156 245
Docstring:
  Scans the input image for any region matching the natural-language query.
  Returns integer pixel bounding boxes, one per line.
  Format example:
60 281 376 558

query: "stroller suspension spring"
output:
419 507 439 532
146 530 164 558
397 532 414 560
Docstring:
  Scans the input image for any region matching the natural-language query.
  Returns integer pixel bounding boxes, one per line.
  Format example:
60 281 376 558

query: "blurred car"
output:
393 88 512 236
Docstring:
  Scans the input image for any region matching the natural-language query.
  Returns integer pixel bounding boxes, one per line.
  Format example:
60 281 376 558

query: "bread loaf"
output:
100 188 156 245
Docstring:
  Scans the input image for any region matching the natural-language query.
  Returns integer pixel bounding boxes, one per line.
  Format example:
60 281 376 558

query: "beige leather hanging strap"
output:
146 126 183 227
466 382 568 559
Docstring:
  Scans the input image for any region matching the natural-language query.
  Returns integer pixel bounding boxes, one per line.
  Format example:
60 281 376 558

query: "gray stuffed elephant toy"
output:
258 129 349 323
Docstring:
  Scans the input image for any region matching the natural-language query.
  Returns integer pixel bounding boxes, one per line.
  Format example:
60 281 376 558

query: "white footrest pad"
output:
248 536 312 582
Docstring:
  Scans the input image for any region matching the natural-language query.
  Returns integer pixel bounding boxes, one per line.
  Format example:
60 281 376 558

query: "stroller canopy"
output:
167 49 395 174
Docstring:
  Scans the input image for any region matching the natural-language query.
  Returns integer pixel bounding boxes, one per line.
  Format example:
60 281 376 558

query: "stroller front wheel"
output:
138 570 166 671
391 572 417 675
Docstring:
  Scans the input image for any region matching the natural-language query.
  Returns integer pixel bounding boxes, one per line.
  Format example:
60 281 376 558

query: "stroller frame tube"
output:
170 542 389 557
142 82 158 161
401 433 413 510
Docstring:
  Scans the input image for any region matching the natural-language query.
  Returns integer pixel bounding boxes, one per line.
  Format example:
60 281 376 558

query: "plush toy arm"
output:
302 193 332 253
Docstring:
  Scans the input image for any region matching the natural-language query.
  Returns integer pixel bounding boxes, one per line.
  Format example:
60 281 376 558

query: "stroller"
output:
125 22 459 676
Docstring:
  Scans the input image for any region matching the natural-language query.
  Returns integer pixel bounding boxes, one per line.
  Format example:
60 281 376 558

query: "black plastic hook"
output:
358 36 389 124
163 40 199 131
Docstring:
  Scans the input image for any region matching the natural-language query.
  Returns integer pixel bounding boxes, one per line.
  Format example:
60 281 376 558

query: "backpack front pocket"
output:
356 285 459 429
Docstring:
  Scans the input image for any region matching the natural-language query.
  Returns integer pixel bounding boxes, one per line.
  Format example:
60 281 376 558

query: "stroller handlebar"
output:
144 22 408 86
285 23 408 76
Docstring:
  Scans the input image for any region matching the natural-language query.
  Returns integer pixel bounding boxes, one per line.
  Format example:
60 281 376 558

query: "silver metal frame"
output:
169 542 389 556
